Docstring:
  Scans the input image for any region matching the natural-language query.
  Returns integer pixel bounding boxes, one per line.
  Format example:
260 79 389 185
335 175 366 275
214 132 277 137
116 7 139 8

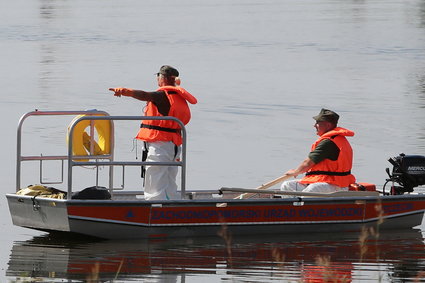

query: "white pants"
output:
143 141 181 200
280 179 348 195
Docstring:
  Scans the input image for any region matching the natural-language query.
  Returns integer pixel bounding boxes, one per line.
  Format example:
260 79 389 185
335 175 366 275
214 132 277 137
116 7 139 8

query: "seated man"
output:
281 108 356 194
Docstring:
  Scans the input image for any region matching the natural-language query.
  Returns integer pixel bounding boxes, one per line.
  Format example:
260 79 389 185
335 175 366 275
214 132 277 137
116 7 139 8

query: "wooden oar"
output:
229 174 291 200
220 187 380 197
216 175 291 207
239 174 291 199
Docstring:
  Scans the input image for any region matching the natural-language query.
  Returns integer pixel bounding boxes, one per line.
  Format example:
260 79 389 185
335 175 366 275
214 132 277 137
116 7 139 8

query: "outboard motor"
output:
385 153 425 195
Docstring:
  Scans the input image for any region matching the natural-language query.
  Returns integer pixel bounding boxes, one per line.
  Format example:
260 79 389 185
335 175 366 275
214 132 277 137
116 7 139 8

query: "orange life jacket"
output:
136 86 197 146
300 127 356 187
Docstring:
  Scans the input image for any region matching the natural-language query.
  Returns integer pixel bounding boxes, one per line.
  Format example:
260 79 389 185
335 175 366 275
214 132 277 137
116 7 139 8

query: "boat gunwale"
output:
7 192 425 205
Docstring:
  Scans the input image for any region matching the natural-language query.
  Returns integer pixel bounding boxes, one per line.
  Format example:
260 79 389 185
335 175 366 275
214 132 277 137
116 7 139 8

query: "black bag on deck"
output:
71 186 111 200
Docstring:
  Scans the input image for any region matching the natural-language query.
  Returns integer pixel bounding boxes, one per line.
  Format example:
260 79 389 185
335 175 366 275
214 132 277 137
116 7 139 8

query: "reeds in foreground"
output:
218 221 233 264
86 262 100 283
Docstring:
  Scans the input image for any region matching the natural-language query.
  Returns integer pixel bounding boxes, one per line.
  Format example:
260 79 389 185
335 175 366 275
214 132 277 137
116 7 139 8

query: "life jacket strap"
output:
305 170 351 176
140 124 180 133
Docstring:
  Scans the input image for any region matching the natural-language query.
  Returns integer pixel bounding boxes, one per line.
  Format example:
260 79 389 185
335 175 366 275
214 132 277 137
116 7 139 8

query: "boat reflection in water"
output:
6 228 425 282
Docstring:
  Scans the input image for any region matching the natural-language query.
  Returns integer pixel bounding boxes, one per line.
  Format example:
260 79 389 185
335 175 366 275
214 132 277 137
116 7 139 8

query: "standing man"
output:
109 65 197 200
281 108 356 194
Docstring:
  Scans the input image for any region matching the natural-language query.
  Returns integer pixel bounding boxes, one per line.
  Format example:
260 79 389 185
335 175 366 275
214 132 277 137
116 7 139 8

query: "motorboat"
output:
6 110 425 239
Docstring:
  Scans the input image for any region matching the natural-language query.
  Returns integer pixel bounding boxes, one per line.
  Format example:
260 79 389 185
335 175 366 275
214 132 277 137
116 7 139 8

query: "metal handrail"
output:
16 110 111 191
67 115 187 199
16 110 188 200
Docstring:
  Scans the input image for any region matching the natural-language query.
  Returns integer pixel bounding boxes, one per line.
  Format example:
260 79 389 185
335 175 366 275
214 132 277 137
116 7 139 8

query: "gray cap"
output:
158 65 179 77
313 108 339 124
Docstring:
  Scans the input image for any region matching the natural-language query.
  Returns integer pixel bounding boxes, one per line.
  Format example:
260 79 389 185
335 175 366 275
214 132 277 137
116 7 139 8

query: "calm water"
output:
2 0 425 282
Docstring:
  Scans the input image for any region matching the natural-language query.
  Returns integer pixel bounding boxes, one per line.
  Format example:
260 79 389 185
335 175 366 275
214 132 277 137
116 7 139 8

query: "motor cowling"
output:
386 153 425 194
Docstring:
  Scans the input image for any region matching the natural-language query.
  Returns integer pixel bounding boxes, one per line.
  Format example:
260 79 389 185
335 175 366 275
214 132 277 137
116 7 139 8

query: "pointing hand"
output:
109 87 134 97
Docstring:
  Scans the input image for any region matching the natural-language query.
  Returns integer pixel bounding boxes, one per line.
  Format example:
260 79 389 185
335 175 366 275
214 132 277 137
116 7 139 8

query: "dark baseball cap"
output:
158 65 179 77
313 108 339 124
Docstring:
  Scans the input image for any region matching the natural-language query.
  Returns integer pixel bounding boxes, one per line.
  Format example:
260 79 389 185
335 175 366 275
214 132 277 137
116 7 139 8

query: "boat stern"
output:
6 193 70 232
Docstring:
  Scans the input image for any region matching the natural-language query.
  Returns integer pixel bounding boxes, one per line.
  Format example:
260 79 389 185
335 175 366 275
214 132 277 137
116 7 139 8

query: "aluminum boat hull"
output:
7 193 425 239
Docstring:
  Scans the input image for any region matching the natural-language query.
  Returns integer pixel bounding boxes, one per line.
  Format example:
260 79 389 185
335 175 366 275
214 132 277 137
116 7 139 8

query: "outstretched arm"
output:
109 87 153 101
109 87 170 115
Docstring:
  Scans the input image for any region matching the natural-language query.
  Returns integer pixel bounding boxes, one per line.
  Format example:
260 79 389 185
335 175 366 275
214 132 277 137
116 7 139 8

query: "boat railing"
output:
16 110 187 200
